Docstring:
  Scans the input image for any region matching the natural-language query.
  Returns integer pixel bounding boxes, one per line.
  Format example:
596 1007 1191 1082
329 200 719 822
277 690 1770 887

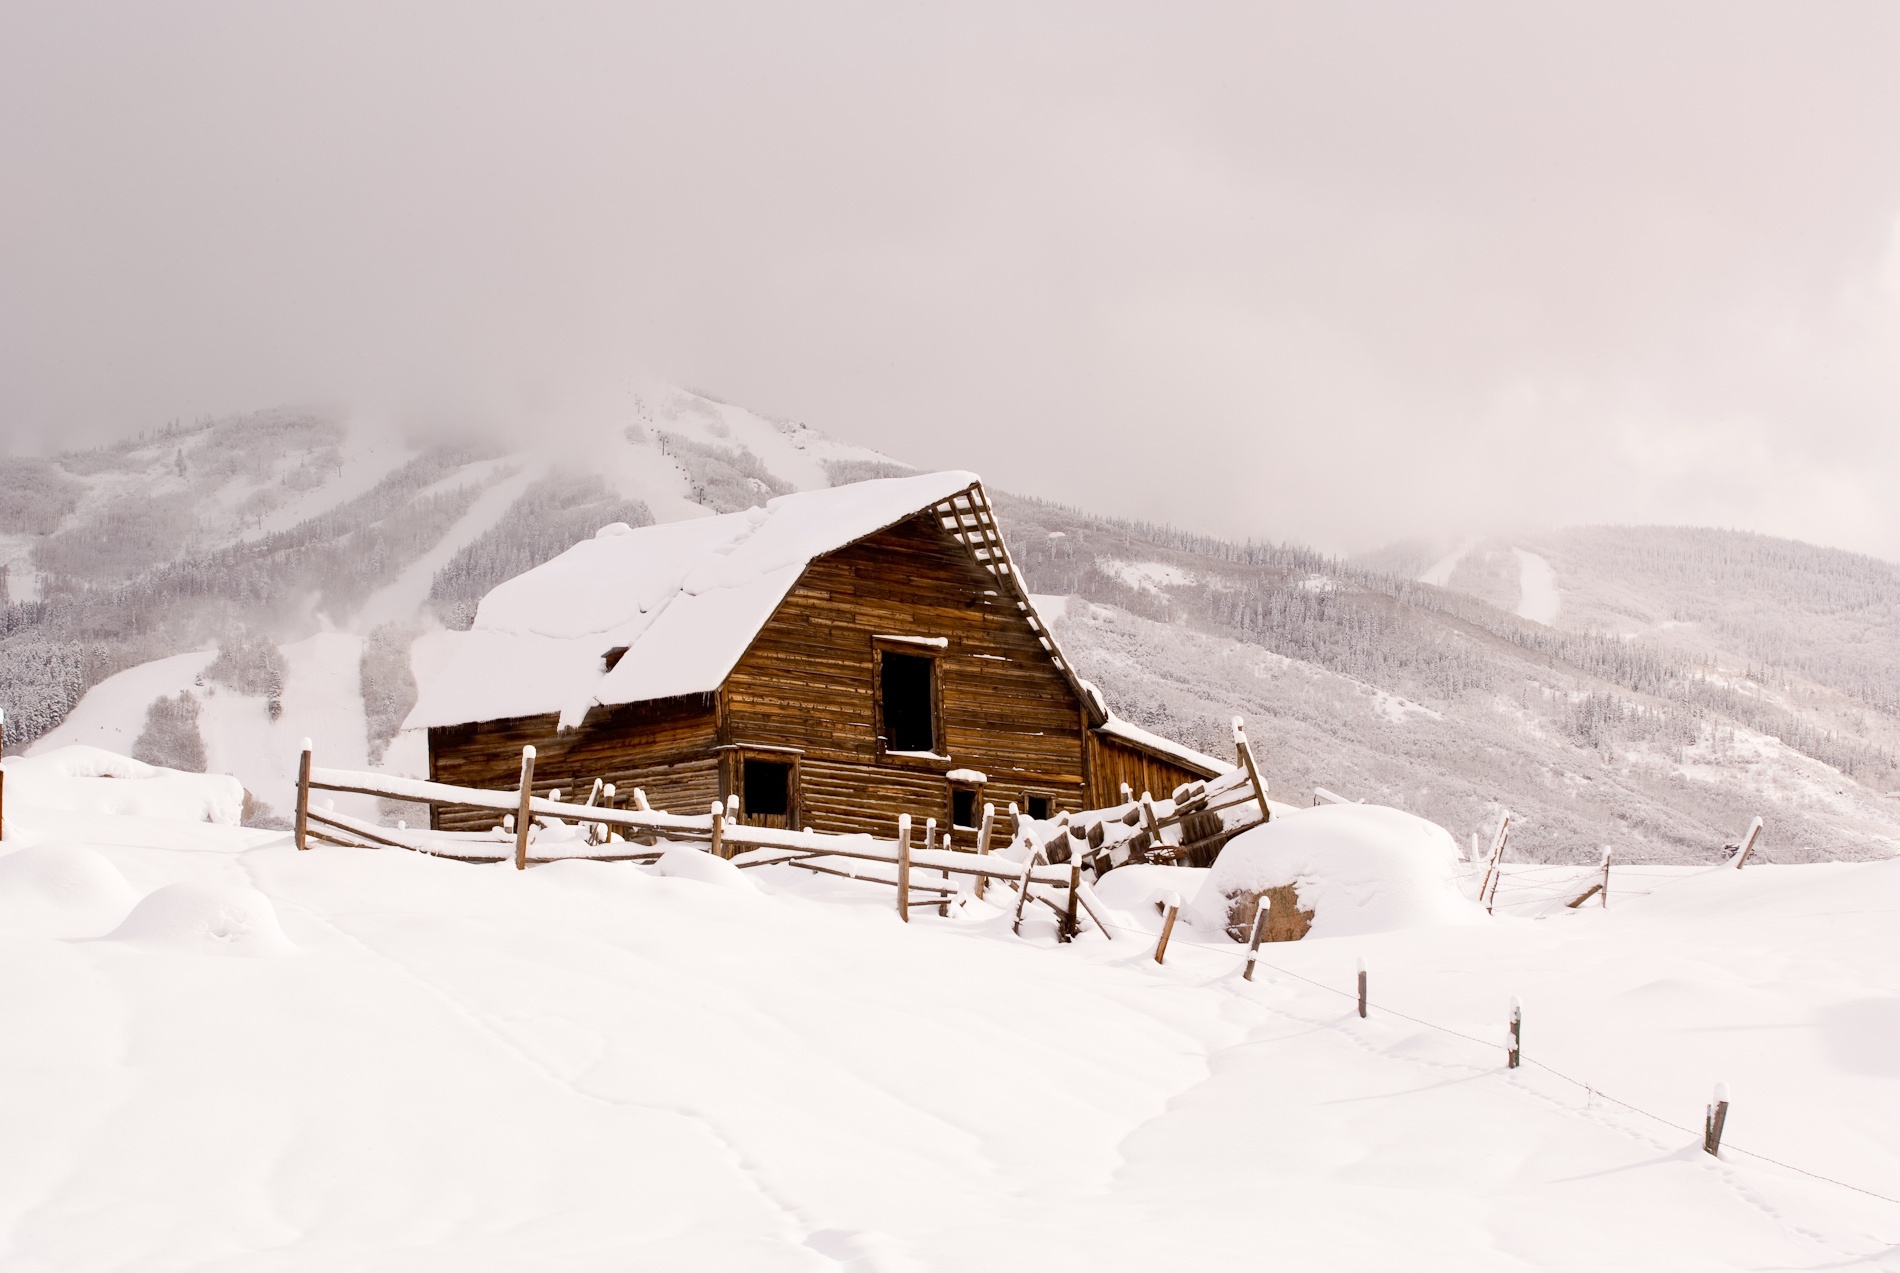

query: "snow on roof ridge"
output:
406 470 985 730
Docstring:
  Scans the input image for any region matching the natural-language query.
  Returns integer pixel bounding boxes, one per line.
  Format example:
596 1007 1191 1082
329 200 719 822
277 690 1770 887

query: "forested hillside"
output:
995 494 1900 864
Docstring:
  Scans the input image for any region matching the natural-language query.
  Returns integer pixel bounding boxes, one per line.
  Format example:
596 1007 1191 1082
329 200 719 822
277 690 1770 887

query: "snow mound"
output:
653 846 755 892
0 846 139 936
105 882 295 956
1192 804 1484 940
1 746 246 825
1093 863 1211 931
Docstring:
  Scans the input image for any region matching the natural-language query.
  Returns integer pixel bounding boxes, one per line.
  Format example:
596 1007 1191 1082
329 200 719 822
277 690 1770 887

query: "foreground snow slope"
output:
2 806 1897 1271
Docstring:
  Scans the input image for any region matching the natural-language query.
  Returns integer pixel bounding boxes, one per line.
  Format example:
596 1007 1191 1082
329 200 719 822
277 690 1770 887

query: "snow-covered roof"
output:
409 472 1008 730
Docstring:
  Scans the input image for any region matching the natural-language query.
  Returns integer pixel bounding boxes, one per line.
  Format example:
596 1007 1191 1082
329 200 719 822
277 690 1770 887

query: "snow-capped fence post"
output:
1233 717 1272 825
710 800 726 859
1507 997 1522 1069
1242 897 1271 981
1704 1083 1730 1155
295 738 313 851
896 813 912 923
1153 893 1182 965
973 803 996 900
514 746 536 870
1139 792 1162 857
1731 817 1764 869
1357 957 1368 1018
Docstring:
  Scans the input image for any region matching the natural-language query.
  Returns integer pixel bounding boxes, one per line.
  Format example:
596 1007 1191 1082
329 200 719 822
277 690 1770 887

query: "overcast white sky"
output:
4 2 1898 557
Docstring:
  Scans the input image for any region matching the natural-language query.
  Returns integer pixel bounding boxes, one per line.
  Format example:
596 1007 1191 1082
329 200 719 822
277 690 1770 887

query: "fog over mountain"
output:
4 3 1899 557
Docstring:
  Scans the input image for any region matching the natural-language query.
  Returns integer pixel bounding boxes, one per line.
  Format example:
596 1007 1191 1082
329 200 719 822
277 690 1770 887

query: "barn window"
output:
743 758 792 818
952 787 977 829
880 651 936 753
1025 793 1052 820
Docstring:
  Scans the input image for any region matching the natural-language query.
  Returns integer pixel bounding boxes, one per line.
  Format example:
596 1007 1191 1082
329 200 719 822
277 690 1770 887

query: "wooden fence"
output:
290 719 1275 943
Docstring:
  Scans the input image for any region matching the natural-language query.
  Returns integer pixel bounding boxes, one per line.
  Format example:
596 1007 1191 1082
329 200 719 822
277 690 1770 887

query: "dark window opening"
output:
881 652 935 752
743 759 791 817
1026 794 1052 820
952 788 977 829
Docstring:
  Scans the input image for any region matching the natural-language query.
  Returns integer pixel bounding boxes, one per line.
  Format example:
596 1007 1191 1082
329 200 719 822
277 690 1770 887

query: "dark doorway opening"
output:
881 652 935 753
952 787 977 829
1026 794 1052 820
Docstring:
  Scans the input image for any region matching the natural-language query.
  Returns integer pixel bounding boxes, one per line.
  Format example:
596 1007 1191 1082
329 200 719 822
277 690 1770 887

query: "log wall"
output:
427 696 719 832
721 514 1090 844
1084 731 1216 810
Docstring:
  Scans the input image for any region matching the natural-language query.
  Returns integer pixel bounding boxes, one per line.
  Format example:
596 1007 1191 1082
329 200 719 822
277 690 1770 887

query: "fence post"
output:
926 818 949 916
1704 1083 1730 1155
1060 860 1080 942
1242 896 1271 980
1600 845 1612 907
1357 957 1368 1018
514 745 536 870
1507 997 1522 1069
974 803 995 900
1011 846 1041 936
1233 716 1272 825
1154 893 1182 964
1139 792 1162 856
295 738 313 851
896 814 912 923
709 800 725 859
1479 812 1512 912
1731 817 1764 869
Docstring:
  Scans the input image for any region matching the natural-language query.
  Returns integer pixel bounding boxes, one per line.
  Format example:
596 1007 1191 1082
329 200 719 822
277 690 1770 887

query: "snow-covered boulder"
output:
1191 804 1484 941
1 746 246 825
105 881 295 956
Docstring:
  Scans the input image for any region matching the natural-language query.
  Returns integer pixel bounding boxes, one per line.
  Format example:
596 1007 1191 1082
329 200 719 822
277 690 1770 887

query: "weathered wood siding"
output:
721 514 1090 842
428 696 719 832
1085 731 1217 810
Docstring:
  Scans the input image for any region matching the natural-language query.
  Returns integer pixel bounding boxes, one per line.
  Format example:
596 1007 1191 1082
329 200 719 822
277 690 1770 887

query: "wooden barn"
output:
406 472 1228 844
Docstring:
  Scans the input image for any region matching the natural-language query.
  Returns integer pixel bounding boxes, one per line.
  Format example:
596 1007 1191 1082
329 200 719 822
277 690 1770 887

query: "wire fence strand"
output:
1221 946 1900 1208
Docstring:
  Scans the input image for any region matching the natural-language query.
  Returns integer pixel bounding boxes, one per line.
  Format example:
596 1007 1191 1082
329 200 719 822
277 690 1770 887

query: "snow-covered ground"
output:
2 793 1897 1270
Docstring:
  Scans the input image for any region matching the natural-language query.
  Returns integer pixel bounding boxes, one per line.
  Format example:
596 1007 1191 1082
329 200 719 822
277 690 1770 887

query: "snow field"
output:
2 801 1897 1270
1513 547 1562 625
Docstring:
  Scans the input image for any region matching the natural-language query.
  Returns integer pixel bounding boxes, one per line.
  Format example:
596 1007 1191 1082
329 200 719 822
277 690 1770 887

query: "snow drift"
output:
0 844 139 936
105 881 295 956
1192 803 1484 940
1 745 246 825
